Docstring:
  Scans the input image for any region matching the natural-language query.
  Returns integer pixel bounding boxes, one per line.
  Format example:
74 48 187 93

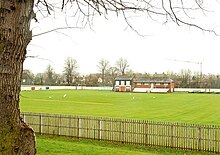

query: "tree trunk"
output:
0 1 36 154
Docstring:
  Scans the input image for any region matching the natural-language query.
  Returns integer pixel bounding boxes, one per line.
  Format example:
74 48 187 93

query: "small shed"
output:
114 77 133 92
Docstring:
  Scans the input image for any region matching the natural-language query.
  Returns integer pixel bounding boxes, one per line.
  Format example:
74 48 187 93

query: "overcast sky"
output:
24 1 220 75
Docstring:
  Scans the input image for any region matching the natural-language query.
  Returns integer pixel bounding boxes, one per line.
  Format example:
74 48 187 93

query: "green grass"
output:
37 135 216 155
21 90 220 154
20 90 220 125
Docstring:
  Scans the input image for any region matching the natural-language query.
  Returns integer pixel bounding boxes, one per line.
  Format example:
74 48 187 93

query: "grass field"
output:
37 135 216 155
20 89 220 125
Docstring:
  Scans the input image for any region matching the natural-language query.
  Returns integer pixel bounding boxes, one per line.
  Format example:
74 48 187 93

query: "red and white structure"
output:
133 78 175 93
114 77 175 93
114 77 133 92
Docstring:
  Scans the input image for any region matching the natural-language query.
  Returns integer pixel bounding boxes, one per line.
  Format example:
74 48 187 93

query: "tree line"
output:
22 57 220 88
22 57 129 86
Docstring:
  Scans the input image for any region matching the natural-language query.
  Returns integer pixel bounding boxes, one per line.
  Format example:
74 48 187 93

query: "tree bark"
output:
0 1 36 154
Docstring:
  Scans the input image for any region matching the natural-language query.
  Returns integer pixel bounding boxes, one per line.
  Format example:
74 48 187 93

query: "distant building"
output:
133 78 174 93
114 76 175 93
114 76 133 92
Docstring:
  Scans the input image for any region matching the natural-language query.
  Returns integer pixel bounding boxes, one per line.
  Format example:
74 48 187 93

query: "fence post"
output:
145 122 148 145
69 115 72 136
39 114 42 135
198 127 202 151
98 118 102 140
58 115 61 135
121 120 125 143
171 124 174 148
77 117 81 138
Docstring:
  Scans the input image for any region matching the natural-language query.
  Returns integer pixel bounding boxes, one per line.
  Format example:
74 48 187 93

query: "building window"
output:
116 81 119 85
126 81 130 85
121 81 125 85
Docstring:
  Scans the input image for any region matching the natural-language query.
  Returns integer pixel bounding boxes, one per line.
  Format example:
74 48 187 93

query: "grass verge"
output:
36 135 217 155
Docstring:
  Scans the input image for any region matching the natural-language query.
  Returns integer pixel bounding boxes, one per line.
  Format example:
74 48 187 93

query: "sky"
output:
24 1 220 75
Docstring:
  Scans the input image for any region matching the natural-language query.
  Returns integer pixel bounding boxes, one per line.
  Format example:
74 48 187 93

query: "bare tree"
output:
179 69 192 88
108 66 119 85
45 64 55 85
97 58 110 85
22 69 35 85
126 69 135 77
34 73 45 85
63 57 78 85
116 57 129 75
0 0 219 154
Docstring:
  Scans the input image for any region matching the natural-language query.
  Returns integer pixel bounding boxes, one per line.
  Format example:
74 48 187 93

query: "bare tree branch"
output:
25 55 54 64
34 0 220 35
32 26 82 37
